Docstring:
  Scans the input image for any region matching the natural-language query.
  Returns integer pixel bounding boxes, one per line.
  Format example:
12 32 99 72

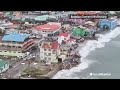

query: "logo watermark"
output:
69 14 108 19
89 73 111 76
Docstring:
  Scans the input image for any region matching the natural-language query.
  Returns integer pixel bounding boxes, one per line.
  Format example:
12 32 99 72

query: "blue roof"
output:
2 32 30 42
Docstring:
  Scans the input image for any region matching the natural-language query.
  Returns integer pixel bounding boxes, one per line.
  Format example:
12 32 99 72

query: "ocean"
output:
52 27 120 79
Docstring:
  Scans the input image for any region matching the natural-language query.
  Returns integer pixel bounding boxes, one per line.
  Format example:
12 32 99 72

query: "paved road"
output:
2 39 42 79
2 60 29 79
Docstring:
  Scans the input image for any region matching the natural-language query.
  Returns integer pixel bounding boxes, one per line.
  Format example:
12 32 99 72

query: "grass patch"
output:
22 67 50 78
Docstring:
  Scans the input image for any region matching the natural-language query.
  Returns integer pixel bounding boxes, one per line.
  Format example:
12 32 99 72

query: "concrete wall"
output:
39 64 62 79
0 45 22 51
33 28 60 38
40 48 60 63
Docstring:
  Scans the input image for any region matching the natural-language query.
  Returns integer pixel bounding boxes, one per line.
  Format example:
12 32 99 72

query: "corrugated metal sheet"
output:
2 32 30 42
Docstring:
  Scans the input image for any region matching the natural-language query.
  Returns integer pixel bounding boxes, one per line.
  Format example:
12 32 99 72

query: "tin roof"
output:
42 41 59 49
35 15 56 21
36 23 60 31
2 32 30 42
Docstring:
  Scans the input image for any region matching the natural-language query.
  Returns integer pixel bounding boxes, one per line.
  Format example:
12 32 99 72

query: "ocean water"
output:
52 27 120 79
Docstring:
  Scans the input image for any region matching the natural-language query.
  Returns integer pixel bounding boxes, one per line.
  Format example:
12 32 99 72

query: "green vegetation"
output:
22 67 50 78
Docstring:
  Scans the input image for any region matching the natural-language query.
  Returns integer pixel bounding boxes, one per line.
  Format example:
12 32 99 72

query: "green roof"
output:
35 15 56 21
72 27 86 37
0 51 23 57
17 18 26 21
0 60 7 68
35 15 48 21
5 12 11 16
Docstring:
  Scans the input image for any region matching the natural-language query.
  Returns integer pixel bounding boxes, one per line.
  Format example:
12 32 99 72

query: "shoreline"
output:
10 27 120 79
19 26 120 79
52 27 120 79
1 11 120 79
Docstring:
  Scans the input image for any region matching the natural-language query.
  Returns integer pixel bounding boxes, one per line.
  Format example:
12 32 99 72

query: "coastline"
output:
1 11 120 79
20 26 120 79
52 27 120 79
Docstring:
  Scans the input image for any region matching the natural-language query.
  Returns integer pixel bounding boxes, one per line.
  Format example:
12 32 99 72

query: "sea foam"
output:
52 27 120 79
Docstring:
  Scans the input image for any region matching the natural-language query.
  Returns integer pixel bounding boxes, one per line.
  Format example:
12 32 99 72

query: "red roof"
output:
58 32 70 37
36 24 60 31
42 43 51 48
51 41 59 49
42 41 59 49
75 11 97 15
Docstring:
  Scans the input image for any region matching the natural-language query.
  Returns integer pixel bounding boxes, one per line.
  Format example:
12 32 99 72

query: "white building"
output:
58 32 70 44
34 22 61 37
39 41 61 63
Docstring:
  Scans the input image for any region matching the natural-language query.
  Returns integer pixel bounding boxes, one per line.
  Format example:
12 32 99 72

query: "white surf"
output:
52 27 120 79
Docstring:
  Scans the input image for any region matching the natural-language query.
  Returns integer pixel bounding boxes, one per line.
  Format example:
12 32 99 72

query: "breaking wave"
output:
52 27 120 79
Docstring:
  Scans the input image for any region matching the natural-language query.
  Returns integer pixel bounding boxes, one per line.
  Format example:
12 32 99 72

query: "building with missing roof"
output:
39 40 61 63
